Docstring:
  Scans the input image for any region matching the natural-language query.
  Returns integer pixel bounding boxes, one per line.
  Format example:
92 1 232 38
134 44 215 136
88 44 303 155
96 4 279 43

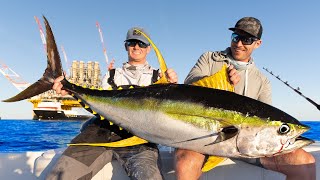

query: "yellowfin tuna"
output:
3 17 313 160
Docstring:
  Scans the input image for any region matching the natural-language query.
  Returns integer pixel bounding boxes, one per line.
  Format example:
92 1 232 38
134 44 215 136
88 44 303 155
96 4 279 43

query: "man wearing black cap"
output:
47 27 178 180
174 17 315 180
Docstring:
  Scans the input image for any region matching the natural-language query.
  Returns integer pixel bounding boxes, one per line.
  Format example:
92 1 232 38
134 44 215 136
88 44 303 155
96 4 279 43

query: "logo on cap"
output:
133 29 142 36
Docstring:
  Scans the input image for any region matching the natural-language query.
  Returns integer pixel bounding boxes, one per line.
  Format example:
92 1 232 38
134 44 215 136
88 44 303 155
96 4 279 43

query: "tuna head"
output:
235 121 313 158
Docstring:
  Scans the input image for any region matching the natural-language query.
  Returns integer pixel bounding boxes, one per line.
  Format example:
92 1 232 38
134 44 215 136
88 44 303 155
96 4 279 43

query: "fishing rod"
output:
263 67 320 111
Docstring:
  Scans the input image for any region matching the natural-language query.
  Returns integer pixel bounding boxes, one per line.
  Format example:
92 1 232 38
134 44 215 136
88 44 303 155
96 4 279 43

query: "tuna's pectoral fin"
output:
68 136 148 147
199 127 235 172
174 126 238 145
206 126 238 145
202 156 227 172
192 64 234 92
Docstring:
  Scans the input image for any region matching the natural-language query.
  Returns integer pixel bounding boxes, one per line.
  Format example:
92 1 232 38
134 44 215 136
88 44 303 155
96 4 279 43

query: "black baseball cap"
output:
229 17 263 39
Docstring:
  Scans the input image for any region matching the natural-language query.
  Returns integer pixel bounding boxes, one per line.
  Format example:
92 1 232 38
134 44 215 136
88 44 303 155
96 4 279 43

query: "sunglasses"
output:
125 40 149 48
231 33 258 45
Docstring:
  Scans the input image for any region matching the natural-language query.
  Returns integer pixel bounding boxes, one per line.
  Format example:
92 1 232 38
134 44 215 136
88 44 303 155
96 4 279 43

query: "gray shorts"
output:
46 117 163 180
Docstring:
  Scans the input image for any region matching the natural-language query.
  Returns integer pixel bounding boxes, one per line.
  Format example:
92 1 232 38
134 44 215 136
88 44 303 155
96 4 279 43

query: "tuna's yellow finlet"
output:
68 136 148 147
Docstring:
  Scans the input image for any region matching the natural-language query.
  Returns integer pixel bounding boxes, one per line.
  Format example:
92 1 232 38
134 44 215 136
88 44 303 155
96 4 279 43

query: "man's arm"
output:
52 70 113 94
101 70 112 89
185 52 212 84
258 77 272 105
228 65 240 85
52 76 69 96
185 52 240 85
164 68 178 84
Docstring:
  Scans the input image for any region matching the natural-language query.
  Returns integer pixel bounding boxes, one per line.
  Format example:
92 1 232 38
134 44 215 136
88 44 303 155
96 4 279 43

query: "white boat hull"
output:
1 143 319 180
32 101 93 120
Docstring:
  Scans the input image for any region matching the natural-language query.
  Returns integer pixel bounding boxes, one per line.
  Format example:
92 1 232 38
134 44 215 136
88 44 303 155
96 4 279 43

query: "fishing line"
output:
263 67 320 111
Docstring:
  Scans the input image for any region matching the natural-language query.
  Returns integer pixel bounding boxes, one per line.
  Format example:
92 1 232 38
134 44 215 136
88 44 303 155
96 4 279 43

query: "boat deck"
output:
0 143 319 180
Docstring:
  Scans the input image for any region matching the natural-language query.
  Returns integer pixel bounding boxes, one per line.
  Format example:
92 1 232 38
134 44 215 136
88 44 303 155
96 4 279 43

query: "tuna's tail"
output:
3 16 63 102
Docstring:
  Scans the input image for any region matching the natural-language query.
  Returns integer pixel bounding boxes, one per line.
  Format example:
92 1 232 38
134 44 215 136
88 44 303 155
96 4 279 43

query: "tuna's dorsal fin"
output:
192 64 234 92
134 29 168 84
202 156 227 172
68 136 148 147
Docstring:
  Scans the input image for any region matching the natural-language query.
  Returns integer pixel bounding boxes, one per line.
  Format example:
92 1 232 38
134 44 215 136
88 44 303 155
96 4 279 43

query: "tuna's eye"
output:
279 124 290 134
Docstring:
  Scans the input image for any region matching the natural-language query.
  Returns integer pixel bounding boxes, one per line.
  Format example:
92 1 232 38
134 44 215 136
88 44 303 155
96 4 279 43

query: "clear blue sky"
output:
0 0 319 120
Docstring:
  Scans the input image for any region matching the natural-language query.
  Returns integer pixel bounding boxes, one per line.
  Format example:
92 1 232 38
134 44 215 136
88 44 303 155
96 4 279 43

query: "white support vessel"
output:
33 100 93 120
0 143 319 180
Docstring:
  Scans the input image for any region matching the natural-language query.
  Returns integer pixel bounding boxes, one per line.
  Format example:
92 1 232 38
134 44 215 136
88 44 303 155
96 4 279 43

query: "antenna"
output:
263 67 320 111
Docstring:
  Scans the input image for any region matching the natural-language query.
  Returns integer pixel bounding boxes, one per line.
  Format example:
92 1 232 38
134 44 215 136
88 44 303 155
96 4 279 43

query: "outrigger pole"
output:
263 67 320 111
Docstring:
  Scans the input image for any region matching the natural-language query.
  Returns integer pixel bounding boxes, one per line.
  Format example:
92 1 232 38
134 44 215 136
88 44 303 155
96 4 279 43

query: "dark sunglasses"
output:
125 40 149 48
231 33 258 45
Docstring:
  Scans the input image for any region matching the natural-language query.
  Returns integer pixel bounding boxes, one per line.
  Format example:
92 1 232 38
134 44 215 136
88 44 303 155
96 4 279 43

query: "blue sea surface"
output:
0 119 83 152
0 119 319 152
301 121 320 142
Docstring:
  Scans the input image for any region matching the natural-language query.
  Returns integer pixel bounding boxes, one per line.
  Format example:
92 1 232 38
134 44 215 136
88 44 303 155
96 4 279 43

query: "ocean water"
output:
0 119 83 152
0 119 319 152
301 121 320 142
